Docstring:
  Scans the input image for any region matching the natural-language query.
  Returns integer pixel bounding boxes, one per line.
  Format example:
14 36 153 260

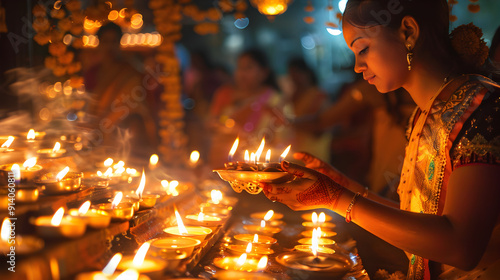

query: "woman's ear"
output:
399 16 420 47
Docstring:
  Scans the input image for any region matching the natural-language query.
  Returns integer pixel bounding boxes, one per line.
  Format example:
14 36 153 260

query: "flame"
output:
263 210 274 221
1 136 14 148
135 170 146 198
102 253 122 275
245 242 252 253
104 158 114 167
228 138 239 161
132 243 150 267
190 151 200 164
279 145 291 162
257 256 268 271
311 228 318 257
316 227 322 238
211 189 222 204
168 180 179 196
113 161 125 169
114 167 125 175
27 129 35 140
253 234 259 243
51 207 65 226
78 201 91 215
311 212 318 224
10 164 20 181
115 269 139 280
103 167 113 177
126 168 137 175
260 220 266 228
56 166 70 181
236 253 247 267
52 142 61 153
318 212 326 224
23 157 37 169
265 149 271 163
161 180 169 189
111 192 123 209
244 150 250 163
250 152 256 164
255 137 265 162
149 154 159 166
197 212 204 222
1 218 11 242
174 205 188 235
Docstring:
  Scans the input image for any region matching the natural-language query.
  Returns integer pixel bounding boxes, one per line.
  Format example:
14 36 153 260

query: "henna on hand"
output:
296 175 345 209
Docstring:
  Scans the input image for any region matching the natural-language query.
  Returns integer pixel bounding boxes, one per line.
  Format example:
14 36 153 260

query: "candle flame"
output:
104 158 114 167
260 220 266 228
311 212 318 224
113 161 125 169
1 218 11 242
161 180 169 189
111 192 123 209
197 212 204 222
316 227 322 238
255 137 265 162
265 149 271 163
135 170 146 198
190 150 200 164
52 142 61 153
168 180 179 196
244 150 250 163
228 138 239 161
104 167 113 177
78 201 91 215
311 228 318 257
51 207 65 226
132 242 150 266
253 234 259 243
10 164 20 181
115 269 139 280
149 154 159 166
27 129 35 140
245 242 252 253
263 210 274 221
174 205 188 235
126 168 137 175
102 253 122 275
250 152 256 164
114 167 125 175
236 253 247 267
279 145 291 162
56 166 70 181
319 212 326 224
23 157 37 169
1 136 14 148
211 189 222 204
257 256 268 270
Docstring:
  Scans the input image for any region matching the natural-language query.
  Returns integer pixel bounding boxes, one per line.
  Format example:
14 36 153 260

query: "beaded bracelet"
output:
362 187 369 198
345 192 361 223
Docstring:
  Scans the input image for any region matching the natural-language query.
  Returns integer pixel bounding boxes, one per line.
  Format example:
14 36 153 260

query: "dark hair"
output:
343 0 492 77
239 49 280 91
490 26 500 59
97 22 123 40
288 57 318 86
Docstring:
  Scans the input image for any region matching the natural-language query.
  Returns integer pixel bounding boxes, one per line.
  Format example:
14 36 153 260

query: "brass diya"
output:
35 172 83 195
275 251 353 279
213 163 293 194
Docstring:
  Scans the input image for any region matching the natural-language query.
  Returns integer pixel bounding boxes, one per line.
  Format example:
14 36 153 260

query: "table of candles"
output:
0 131 371 280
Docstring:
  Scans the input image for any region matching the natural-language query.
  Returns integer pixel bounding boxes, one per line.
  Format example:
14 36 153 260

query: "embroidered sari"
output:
397 75 500 280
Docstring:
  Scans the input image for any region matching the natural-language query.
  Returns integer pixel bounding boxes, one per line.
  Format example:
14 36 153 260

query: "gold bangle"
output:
362 187 369 198
345 192 361 223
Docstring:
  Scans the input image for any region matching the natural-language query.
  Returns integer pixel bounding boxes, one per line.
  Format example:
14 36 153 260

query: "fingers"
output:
281 160 318 180
293 152 317 165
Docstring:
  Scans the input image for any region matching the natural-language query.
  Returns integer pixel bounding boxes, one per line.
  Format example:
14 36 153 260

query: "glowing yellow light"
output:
111 192 123 209
51 207 65 226
108 10 119 21
56 166 70 181
132 243 150 267
102 253 122 275
78 201 91 215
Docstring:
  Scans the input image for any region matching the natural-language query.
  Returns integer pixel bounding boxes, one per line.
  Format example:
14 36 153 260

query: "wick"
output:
312 257 321 264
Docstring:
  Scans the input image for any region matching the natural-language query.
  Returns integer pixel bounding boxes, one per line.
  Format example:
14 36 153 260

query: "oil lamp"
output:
185 210 223 228
68 201 111 229
116 243 168 279
302 212 336 229
0 136 15 152
227 241 274 257
37 142 67 158
33 207 87 238
233 233 277 248
95 192 135 221
164 206 212 241
36 166 83 195
250 210 283 221
1 158 43 185
213 254 268 272
149 236 200 257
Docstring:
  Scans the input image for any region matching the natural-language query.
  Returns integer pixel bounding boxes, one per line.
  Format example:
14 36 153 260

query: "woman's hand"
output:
293 152 351 189
262 160 346 211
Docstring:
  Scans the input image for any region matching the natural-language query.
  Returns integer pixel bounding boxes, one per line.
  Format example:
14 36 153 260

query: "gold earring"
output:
406 43 413 71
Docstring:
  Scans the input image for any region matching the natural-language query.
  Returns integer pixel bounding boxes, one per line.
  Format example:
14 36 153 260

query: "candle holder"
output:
213 163 294 194
149 236 201 257
302 221 336 230
199 202 231 216
275 251 353 279
68 209 111 229
185 213 223 228
226 244 274 257
294 245 336 255
36 148 67 159
35 172 83 195
297 237 336 247
94 202 135 221
139 193 160 210
164 226 212 241
0 164 43 186
32 215 87 239
233 234 277 248
109 196 141 212
116 256 169 279
0 235 44 255
213 271 275 280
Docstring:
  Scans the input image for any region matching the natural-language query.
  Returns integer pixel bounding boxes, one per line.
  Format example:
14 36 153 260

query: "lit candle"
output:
243 220 281 235
35 167 83 195
255 137 265 162
213 254 268 272
301 212 333 222
0 218 44 255
149 236 200 258
68 201 111 229
116 243 168 279
233 233 277 247
185 211 222 227
163 206 212 241
95 192 135 220
265 149 271 163
279 145 291 162
33 207 87 238
250 211 284 221
0 136 15 152
1 158 43 185
227 241 274 257
37 142 67 158
228 138 239 162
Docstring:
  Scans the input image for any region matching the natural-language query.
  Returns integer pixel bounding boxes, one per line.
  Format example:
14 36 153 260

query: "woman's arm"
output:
265 163 500 270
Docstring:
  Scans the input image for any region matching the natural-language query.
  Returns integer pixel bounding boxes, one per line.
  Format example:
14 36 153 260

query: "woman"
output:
208 49 289 168
262 0 500 279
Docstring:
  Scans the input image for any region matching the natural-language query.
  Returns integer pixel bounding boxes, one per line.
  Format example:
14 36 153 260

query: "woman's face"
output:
235 55 268 90
343 22 409 93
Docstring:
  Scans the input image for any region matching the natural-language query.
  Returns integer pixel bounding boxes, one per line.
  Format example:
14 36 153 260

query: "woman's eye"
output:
359 47 368 55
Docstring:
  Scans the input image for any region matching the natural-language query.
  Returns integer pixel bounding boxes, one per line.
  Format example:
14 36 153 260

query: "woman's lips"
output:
365 75 375 84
